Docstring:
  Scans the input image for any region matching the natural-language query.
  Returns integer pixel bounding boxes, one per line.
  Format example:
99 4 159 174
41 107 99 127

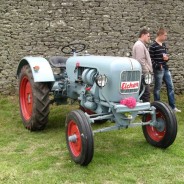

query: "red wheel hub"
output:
20 76 33 121
146 112 166 142
68 120 82 157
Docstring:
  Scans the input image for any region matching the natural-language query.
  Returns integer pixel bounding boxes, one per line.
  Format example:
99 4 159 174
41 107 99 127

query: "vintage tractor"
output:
17 43 177 166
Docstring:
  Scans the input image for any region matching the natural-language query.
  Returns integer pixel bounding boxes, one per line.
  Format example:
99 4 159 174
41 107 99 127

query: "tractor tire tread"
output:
19 64 50 131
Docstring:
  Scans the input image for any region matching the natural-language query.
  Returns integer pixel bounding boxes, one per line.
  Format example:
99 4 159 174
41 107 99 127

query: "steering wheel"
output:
61 43 86 54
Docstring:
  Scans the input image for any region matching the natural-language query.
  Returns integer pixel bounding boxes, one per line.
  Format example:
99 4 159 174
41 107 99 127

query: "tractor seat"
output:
49 56 68 68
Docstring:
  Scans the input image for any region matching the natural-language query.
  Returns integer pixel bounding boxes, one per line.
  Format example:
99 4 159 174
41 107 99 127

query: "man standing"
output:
132 29 153 102
149 28 181 112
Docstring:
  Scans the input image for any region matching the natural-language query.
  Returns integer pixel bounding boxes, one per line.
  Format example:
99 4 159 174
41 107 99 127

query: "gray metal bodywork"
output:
17 54 152 131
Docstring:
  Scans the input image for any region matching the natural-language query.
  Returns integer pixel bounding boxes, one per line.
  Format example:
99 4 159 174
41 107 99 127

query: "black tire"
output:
65 110 94 166
142 101 177 148
159 101 178 146
19 65 50 131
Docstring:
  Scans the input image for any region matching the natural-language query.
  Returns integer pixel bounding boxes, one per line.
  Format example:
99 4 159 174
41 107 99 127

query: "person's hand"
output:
163 53 169 61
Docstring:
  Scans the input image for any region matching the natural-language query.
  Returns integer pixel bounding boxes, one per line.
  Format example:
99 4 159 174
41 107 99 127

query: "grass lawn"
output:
0 94 184 184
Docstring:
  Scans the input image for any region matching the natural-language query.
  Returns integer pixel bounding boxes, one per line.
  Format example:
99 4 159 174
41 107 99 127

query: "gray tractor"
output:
17 43 177 166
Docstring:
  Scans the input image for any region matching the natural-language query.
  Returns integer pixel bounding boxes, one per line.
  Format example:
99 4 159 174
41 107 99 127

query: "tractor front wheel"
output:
66 110 94 166
19 65 50 131
142 101 177 148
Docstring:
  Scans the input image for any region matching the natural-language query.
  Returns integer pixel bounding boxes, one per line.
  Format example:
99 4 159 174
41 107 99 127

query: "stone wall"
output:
0 0 184 95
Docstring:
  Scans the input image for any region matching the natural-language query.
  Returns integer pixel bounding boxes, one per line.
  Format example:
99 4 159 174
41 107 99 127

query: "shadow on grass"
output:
45 103 78 131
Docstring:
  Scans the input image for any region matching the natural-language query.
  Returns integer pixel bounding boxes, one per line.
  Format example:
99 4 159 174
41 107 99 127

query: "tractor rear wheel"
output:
19 65 50 131
142 101 177 148
66 110 94 166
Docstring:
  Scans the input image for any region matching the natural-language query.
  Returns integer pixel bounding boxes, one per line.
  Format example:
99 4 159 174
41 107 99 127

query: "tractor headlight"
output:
143 73 153 85
96 74 108 87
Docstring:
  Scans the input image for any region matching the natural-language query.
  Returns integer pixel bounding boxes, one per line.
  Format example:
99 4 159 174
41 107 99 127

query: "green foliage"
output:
0 95 184 184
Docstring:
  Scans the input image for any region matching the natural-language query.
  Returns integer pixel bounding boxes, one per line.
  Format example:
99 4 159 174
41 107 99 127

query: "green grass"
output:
0 94 184 184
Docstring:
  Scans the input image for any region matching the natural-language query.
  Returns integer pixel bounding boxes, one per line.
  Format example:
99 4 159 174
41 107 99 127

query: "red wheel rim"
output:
145 112 166 142
68 120 82 157
20 76 33 121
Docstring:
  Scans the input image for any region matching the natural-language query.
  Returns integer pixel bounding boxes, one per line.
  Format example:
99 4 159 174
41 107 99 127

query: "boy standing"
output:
132 29 153 102
149 28 181 112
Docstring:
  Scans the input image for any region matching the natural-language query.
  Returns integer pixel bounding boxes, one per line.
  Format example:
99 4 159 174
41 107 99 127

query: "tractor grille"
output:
120 70 141 94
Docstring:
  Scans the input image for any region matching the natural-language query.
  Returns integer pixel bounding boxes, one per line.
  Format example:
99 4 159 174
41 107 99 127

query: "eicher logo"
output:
121 81 139 90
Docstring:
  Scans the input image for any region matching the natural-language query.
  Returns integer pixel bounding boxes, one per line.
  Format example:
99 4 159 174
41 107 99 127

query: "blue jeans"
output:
153 68 175 109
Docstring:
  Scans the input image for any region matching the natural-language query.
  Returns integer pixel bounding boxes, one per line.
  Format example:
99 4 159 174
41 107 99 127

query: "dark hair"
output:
138 29 149 38
157 28 167 36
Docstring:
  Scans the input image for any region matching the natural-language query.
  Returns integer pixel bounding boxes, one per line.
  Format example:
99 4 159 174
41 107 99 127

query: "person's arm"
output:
134 44 145 64
163 43 169 62
134 44 148 69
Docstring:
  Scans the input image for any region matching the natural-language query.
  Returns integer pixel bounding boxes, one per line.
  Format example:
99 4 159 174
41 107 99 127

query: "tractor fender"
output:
16 56 55 82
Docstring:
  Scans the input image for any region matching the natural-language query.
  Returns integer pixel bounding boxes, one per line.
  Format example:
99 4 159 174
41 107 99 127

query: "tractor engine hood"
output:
66 55 142 102
66 56 141 78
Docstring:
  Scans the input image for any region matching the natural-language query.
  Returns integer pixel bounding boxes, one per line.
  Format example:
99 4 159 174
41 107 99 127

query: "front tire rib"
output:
66 110 94 166
142 101 177 148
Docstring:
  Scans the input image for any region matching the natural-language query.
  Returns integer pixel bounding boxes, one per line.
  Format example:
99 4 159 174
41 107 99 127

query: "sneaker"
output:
173 107 181 113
